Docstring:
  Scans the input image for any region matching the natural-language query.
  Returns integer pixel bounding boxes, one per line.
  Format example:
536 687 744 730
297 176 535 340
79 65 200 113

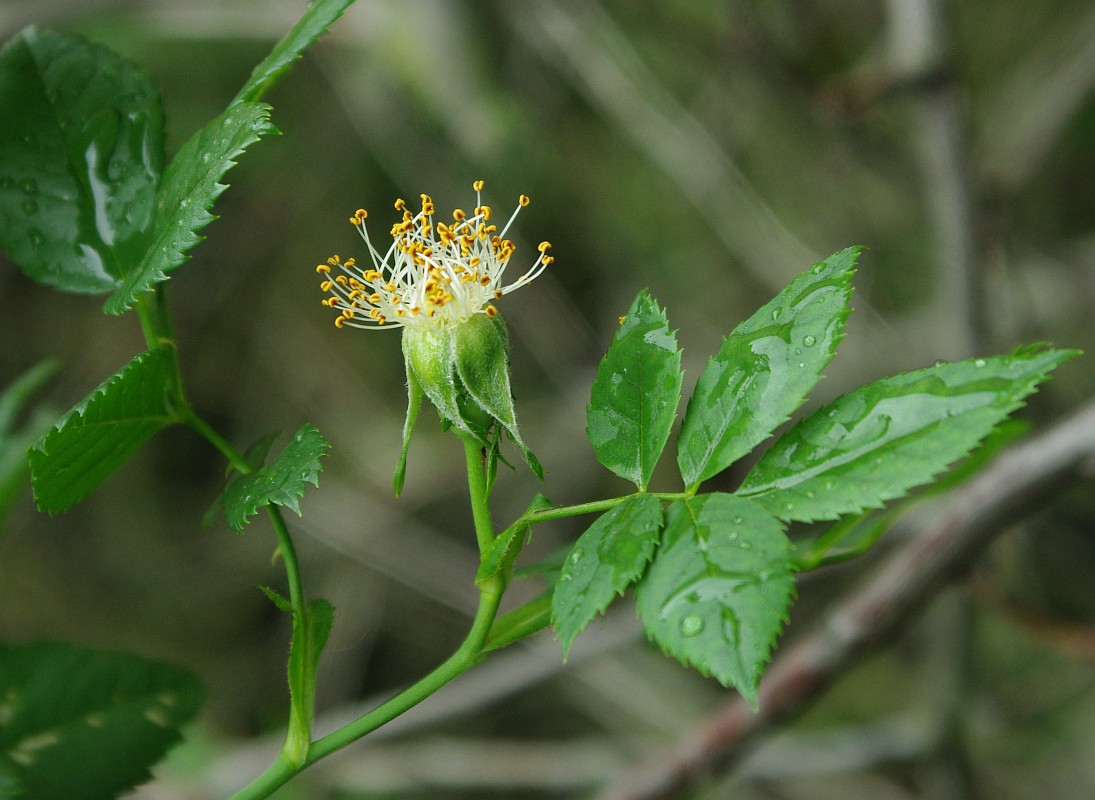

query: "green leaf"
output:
636 493 794 705
285 598 334 766
0 361 58 527
587 290 684 490
232 0 354 105
0 27 164 294
222 423 330 532
28 347 179 514
738 347 1079 522
677 247 859 488
104 103 275 314
0 642 202 800
476 493 553 584
393 361 425 497
552 493 664 658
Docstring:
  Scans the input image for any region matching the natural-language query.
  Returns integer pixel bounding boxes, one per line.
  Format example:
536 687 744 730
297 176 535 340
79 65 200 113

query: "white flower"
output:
317 180 553 330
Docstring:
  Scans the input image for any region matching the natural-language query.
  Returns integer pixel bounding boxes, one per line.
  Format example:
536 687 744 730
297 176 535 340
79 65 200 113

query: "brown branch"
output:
600 398 1095 800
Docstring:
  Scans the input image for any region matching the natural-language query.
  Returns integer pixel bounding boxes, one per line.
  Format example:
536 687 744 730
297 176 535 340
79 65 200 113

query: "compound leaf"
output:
552 493 663 658
677 247 858 488
222 423 330 532
738 347 1078 522
587 290 683 490
0 642 201 800
0 27 164 294
636 493 794 706
28 347 179 513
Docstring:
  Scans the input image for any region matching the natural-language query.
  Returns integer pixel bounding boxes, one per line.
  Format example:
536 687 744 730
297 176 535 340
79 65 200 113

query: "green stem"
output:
461 434 496 554
523 490 691 526
229 431 509 800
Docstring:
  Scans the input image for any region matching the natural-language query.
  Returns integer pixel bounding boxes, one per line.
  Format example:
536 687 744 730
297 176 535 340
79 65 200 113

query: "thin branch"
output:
600 398 1095 800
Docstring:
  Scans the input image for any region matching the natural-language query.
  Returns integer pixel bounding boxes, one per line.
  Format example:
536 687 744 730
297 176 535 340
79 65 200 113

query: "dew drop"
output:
811 262 825 274
934 359 946 367
727 531 739 542
733 516 743 525
28 229 44 246
18 178 37 195
739 541 753 550
803 334 817 347
758 570 770 581
797 361 805 368
974 358 986 368
679 615 704 637
21 199 37 215
559 574 572 583
569 548 584 565
805 490 815 499
201 153 212 164
771 309 780 321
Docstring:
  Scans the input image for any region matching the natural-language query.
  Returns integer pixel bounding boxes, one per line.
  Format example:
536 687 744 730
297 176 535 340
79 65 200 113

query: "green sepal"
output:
451 313 543 478
393 361 424 497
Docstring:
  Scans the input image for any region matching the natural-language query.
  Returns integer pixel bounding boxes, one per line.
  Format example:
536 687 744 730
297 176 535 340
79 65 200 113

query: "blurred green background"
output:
1 1 1094 798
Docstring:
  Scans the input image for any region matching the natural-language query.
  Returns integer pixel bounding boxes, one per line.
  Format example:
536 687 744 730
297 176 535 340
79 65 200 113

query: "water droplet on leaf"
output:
19 178 37 195
21 199 37 215
569 548 583 565
974 358 986 368
803 334 816 347
679 615 704 637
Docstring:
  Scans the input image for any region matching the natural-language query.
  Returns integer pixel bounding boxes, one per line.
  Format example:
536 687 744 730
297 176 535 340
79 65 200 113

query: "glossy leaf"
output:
28 348 179 513
0 642 201 800
587 290 683 490
0 27 164 294
232 0 354 104
222 423 330 532
285 598 334 766
552 493 664 658
738 347 1078 522
636 493 793 705
677 247 859 488
104 103 275 314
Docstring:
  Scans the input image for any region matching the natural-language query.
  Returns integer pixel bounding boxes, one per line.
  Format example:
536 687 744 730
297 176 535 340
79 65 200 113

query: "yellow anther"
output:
315 264 330 274
485 304 498 317
335 275 348 285
538 241 552 253
479 275 491 286
494 289 504 299
519 194 530 207
394 198 406 211
334 316 346 328
320 280 333 292
473 179 484 191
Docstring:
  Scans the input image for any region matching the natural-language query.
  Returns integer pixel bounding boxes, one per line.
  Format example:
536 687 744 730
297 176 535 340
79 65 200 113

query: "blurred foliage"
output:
1 0 1093 798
